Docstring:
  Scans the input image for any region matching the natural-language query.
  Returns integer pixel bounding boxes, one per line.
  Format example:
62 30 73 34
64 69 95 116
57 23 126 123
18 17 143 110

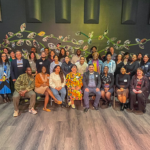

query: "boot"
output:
120 103 125 111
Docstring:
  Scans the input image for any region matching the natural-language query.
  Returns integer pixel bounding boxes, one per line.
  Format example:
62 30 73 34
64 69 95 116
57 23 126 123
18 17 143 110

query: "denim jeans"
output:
51 87 66 102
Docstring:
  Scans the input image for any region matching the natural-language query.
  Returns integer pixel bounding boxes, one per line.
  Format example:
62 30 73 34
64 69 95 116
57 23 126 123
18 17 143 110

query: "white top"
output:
50 61 62 74
75 62 88 75
49 72 66 88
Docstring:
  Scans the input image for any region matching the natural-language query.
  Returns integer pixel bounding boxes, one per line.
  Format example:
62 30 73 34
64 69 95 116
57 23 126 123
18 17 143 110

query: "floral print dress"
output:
66 72 83 104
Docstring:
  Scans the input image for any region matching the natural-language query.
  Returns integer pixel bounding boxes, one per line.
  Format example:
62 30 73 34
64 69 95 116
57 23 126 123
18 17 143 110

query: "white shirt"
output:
75 62 88 75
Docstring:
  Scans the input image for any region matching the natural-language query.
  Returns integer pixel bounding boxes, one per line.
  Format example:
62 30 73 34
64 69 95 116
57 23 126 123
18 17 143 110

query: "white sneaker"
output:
29 108 37 115
13 110 19 117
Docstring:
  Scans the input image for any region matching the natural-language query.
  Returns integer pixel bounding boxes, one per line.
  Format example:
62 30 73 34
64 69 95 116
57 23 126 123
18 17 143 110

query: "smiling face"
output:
26 67 32 76
138 54 142 60
103 66 109 74
61 49 65 55
65 56 70 63
88 65 94 73
10 51 15 58
41 66 46 73
120 67 126 74
1 53 6 62
132 54 137 62
110 47 114 54
55 66 60 73
30 53 35 59
117 54 122 60
44 48 49 55
3 48 8 54
143 55 149 63
137 69 143 76
71 66 77 73
107 54 111 61
16 51 22 60
54 55 58 62
93 52 99 60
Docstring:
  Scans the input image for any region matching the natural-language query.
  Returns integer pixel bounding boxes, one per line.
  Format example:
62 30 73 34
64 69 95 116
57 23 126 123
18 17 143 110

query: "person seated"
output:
0 53 11 102
100 66 114 107
88 52 103 74
102 52 116 75
75 56 88 76
35 66 62 112
116 67 130 111
49 65 66 106
13 67 37 117
50 55 62 74
66 64 83 109
61 56 72 76
83 64 101 112
127 68 149 114
28 52 37 76
71 49 82 64
86 46 102 63
36 52 50 74
58 48 66 63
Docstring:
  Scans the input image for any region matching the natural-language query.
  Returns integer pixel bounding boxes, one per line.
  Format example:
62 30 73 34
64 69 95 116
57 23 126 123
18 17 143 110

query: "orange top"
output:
35 73 50 88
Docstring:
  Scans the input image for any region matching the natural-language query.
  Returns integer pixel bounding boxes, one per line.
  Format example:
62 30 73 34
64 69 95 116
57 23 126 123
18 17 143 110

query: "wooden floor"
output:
1 99 150 150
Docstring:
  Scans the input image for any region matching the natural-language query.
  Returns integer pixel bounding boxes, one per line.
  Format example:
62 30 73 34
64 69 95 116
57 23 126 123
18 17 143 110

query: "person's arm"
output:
10 61 15 80
112 61 116 74
49 74 56 89
115 74 120 89
7 64 10 79
35 74 41 87
66 74 70 88
130 61 139 75
77 74 83 88
96 73 101 89
109 74 114 89
141 77 149 92
130 76 135 91
145 63 150 77
61 75 66 87
14 75 22 92
83 73 88 88
124 75 130 89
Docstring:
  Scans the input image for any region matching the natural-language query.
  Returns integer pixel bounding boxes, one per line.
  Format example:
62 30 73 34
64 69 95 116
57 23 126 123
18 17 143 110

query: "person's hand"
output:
0 79 3 81
133 89 137 93
120 88 124 91
71 87 75 90
75 86 80 90
19 91 24 97
55 87 59 91
85 88 89 92
21 90 27 97
138 90 142 93
13 79 16 82
96 88 100 92
58 87 62 91
42 83 47 87
104 88 109 92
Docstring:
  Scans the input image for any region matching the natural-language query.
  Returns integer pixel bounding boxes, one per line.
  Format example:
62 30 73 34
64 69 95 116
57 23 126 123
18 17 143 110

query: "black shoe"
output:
93 106 99 110
61 102 66 107
84 108 89 112
120 103 125 111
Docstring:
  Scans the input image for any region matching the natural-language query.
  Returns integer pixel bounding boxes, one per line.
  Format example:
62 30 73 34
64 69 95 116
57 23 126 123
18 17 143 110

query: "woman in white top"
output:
50 55 62 73
50 65 66 104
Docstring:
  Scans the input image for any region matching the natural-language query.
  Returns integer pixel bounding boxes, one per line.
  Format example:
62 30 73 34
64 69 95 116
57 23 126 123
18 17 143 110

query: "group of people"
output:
1 45 150 117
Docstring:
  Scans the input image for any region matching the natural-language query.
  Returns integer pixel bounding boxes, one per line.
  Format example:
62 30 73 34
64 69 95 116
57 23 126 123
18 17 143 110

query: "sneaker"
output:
68 101 71 106
84 108 89 112
71 104 76 109
93 106 99 110
29 108 37 115
13 110 19 117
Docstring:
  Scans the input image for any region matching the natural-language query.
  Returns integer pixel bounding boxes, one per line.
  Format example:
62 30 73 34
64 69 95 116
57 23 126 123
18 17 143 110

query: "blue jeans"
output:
51 87 66 102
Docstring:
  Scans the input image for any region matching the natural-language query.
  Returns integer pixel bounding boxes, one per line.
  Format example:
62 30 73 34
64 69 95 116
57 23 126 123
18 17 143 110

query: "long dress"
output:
0 65 11 94
66 72 83 104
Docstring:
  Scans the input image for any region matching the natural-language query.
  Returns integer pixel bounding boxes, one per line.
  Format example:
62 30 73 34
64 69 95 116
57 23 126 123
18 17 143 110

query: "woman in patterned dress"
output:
66 64 83 109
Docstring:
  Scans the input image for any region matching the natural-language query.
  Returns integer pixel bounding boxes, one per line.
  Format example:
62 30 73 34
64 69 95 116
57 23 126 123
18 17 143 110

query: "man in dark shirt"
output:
36 52 50 74
11 50 30 82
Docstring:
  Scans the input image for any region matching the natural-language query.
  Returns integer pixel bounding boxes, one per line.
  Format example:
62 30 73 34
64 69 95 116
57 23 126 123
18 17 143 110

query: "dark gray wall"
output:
0 0 150 55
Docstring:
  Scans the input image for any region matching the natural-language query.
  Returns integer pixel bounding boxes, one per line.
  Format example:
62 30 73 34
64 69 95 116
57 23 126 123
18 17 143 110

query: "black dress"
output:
125 61 139 78
114 61 124 77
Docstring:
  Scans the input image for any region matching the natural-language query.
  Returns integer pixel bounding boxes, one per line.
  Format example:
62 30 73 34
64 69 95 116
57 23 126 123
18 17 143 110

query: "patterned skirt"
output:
0 80 11 94
67 88 82 101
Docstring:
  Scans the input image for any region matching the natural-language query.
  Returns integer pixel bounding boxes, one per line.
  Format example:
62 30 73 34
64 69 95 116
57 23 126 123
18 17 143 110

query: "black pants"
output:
130 91 146 111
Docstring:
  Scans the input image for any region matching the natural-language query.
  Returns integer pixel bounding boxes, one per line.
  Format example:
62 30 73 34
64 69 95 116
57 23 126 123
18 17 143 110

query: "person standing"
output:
75 56 88 76
11 50 30 82
71 49 82 64
9 51 16 62
0 53 11 102
36 52 51 74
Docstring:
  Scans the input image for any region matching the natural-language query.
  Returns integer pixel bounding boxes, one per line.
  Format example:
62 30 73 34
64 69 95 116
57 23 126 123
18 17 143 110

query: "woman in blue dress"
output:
0 53 11 102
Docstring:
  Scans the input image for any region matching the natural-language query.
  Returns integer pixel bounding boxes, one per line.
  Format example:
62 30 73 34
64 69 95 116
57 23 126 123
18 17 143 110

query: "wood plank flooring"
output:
0 99 150 150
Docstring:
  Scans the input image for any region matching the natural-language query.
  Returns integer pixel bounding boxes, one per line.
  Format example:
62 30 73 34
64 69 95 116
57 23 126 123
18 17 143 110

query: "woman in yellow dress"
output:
66 64 83 108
